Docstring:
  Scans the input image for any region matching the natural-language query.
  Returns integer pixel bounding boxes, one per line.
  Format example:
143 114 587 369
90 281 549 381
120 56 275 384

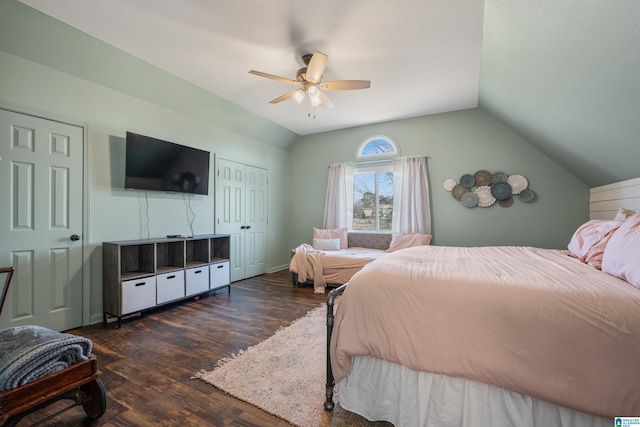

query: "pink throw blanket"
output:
291 243 326 293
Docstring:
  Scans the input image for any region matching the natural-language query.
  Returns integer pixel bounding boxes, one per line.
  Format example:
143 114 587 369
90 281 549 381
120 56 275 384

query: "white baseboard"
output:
269 264 289 274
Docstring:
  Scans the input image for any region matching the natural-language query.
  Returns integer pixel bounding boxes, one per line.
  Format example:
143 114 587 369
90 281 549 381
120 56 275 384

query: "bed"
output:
324 181 640 426
290 228 431 293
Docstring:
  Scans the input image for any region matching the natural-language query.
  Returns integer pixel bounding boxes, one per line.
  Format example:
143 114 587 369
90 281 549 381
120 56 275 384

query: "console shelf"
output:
102 234 230 327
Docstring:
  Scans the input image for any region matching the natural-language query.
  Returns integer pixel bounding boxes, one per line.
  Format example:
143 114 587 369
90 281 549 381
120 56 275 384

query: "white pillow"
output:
614 207 637 221
312 238 341 251
313 227 348 249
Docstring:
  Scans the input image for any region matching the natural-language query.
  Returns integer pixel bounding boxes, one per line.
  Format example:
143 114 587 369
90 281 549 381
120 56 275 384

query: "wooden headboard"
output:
589 177 640 220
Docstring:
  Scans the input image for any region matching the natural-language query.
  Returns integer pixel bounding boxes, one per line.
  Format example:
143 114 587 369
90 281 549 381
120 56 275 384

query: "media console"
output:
102 234 230 327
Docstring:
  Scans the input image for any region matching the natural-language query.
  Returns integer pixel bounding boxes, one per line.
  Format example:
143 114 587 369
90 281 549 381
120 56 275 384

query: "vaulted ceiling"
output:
18 0 640 187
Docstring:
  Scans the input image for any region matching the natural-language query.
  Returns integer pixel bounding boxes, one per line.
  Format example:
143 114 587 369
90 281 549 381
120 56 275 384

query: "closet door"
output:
243 165 268 279
216 158 268 282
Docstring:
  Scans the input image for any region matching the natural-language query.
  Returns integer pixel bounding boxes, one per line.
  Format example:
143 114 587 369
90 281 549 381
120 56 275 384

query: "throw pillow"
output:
386 233 432 252
312 238 341 251
313 227 348 249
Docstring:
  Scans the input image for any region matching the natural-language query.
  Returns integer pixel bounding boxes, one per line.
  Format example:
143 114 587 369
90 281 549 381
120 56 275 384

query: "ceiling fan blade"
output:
249 70 298 85
306 52 328 84
269 90 299 104
319 80 371 91
318 90 335 109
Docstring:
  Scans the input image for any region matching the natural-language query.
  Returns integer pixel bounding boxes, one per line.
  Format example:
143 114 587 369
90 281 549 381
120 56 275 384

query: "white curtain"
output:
323 163 354 229
392 156 431 234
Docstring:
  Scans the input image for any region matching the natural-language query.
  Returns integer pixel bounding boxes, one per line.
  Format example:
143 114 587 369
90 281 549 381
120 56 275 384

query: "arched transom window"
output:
357 135 398 159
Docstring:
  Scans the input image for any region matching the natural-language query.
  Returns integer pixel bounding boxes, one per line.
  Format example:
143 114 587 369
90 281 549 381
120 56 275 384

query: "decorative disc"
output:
459 174 476 189
460 191 479 208
443 179 457 191
490 181 513 200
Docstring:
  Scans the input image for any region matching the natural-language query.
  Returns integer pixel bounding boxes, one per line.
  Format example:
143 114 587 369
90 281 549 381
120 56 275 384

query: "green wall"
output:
0 52 294 325
1 0 296 326
290 109 589 249
1 0 591 327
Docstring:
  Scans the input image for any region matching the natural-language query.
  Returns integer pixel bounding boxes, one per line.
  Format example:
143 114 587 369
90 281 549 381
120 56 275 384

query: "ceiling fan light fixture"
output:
249 52 370 111
308 85 321 106
292 89 305 104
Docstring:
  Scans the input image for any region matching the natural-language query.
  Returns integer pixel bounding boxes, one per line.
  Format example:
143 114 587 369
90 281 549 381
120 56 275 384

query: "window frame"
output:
352 163 394 232
356 135 399 160
351 135 398 232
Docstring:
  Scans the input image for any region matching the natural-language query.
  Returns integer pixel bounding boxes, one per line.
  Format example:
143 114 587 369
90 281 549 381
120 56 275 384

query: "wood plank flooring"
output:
15 269 389 426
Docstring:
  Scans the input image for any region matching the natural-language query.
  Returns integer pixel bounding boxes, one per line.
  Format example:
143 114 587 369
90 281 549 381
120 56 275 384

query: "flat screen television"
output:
124 132 210 195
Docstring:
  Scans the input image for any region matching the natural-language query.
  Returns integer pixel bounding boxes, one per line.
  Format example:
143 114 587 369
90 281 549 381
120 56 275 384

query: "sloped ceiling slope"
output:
480 0 640 188
12 0 640 188
16 0 484 137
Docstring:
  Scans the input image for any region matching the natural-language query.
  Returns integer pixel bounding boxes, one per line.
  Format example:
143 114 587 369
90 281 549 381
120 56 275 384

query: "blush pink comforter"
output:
330 245 640 418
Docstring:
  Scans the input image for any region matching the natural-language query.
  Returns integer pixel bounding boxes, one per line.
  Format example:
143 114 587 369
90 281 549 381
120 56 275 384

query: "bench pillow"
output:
313 227 348 249
313 238 341 251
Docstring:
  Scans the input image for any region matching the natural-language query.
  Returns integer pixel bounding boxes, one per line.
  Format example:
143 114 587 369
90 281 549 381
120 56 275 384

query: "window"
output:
352 136 398 231
357 135 398 158
353 166 393 231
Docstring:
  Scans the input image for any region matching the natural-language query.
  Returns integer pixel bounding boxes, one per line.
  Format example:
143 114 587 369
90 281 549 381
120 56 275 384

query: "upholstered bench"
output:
290 232 392 288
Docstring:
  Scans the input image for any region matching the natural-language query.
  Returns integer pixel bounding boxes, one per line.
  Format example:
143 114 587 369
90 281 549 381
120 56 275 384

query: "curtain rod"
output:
328 155 432 168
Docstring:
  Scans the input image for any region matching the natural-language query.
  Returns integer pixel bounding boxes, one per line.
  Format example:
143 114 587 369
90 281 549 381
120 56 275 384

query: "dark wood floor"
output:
15 269 388 426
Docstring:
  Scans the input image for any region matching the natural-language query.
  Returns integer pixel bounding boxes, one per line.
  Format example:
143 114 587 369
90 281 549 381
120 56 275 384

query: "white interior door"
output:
0 109 84 332
244 165 268 279
216 157 245 282
215 157 268 282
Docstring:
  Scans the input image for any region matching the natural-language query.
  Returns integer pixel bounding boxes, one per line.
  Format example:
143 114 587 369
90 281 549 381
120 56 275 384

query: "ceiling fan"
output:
249 51 370 110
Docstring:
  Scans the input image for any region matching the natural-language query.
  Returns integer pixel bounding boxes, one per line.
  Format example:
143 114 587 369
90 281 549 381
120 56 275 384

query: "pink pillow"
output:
583 229 619 270
313 227 348 249
386 233 432 252
602 211 640 288
567 220 621 265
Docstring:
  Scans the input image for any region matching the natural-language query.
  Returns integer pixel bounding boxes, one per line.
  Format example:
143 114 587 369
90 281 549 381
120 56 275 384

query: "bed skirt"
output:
337 356 610 427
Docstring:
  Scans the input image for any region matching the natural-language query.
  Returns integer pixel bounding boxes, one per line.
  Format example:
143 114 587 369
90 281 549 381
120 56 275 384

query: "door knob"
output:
70 234 80 241
246 226 251 230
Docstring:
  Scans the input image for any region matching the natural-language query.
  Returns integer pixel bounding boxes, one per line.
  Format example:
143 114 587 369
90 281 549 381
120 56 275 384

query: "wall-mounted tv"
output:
124 132 210 195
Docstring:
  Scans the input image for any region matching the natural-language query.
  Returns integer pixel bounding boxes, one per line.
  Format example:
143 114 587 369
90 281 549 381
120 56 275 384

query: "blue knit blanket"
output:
0 325 93 392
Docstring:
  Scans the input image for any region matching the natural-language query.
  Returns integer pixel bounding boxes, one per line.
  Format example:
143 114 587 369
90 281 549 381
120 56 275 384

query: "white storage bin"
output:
210 261 230 290
157 271 185 304
121 277 156 315
186 266 209 296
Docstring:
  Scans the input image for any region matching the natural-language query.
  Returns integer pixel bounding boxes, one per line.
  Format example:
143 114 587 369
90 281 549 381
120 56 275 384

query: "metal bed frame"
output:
324 283 348 411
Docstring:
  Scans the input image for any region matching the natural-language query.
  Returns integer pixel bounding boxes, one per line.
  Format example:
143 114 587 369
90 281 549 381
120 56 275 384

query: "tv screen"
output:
124 132 210 195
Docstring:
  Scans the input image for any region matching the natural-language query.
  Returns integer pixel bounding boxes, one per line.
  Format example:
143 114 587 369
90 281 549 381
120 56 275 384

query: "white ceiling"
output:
15 0 640 187
18 0 485 136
